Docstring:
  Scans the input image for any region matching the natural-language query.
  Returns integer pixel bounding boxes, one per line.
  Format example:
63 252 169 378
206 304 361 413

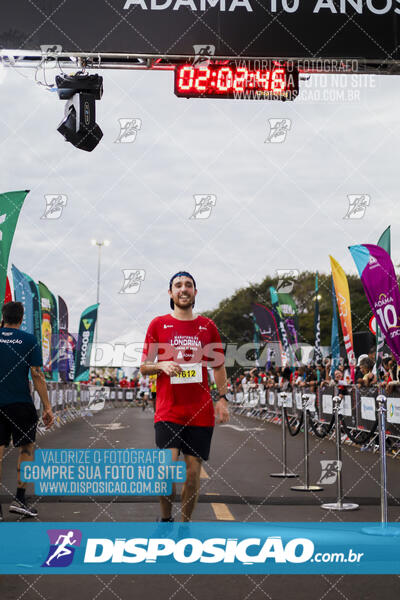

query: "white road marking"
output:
220 425 264 432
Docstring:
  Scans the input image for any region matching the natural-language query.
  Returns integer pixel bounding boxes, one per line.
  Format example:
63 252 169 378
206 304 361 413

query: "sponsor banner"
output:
58 330 70 382
0 190 28 312
387 398 400 424
58 296 69 382
360 396 376 421
295 392 302 411
67 333 76 382
21 449 186 496
306 394 316 413
339 395 352 418
38 281 59 381
11 264 33 333
322 394 333 415
285 317 299 348
24 273 42 345
349 244 400 365
268 391 275 406
58 295 68 331
330 255 355 380
1 522 400 574
252 313 260 366
270 287 292 366
74 304 99 382
259 389 266 405
1 1 400 61
277 292 298 320
376 226 391 378
252 303 283 364
330 276 341 376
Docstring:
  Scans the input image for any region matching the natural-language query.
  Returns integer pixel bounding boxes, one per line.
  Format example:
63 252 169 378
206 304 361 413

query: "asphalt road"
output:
1 403 400 599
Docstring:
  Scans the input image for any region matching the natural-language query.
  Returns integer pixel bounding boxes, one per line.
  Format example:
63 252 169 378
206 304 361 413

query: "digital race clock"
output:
174 63 298 100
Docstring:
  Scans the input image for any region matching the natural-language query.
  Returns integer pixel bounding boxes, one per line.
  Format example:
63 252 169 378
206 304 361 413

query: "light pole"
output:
91 239 110 353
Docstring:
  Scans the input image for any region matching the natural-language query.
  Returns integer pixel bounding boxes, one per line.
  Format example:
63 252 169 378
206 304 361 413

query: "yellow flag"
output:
329 256 355 379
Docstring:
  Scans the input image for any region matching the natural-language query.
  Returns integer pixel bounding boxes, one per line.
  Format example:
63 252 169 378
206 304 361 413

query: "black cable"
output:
284 407 304 436
308 411 335 439
339 414 378 445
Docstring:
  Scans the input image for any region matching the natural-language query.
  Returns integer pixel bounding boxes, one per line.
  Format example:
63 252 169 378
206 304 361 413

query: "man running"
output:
0 302 54 519
140 271 229 522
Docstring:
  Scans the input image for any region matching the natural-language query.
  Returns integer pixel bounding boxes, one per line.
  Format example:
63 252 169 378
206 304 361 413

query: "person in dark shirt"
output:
0 302 54 519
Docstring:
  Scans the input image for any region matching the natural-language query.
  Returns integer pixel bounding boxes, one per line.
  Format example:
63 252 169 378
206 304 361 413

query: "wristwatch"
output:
219 394 228 401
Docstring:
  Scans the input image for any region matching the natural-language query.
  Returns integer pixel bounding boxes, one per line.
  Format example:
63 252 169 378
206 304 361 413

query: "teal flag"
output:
377 226 391 254
24 273 42 347
74 304 99 382
11 264 33 333
0 190 29 311
376 226 391 380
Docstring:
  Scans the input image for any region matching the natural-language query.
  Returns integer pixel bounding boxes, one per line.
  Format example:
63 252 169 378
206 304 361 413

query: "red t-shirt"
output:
141 314 225 427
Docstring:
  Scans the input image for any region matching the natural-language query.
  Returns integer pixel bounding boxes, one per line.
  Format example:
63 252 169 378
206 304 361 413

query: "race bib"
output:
170 363 203 385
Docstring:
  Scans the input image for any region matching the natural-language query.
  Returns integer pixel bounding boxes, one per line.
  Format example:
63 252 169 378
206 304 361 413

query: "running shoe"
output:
9 500 38 518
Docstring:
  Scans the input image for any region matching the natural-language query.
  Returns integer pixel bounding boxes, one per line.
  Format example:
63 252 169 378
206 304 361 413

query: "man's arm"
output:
140 361 183 377
30 366 54 428
140 362 162 376
213 364 229 424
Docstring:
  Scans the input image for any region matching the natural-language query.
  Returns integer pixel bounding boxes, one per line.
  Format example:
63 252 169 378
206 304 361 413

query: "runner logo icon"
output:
190 195 216 219
343 194 370 219
119 269 146 294
41 195 67 220
317 460 342 485
42 529 82 568
115 118 142 143
265 119 291 143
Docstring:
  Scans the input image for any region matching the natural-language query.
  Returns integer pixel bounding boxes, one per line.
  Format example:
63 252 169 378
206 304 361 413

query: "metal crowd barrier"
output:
31 383 140 436
32 381 400 453
230 384 400 452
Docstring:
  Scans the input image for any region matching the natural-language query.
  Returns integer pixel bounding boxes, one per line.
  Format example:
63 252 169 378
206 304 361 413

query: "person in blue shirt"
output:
0 301 54 520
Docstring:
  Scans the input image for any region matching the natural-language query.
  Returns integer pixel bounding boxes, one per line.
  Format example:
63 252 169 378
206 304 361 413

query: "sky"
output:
1 62 399 346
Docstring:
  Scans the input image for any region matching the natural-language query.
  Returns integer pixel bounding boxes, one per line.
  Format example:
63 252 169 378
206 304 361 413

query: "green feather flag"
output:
0 190 29 312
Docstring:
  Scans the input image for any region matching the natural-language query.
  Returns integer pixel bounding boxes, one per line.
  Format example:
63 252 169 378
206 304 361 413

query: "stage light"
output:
56 71 103 152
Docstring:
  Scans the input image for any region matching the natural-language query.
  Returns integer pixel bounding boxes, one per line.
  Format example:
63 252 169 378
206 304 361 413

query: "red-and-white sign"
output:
369 315 376 336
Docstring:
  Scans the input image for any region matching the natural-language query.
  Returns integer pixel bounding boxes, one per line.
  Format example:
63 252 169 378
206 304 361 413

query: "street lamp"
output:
91 239 110 350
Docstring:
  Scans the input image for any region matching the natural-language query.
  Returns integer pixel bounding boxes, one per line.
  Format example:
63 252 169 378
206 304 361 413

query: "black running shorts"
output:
155 421 214 461
0 402 38 447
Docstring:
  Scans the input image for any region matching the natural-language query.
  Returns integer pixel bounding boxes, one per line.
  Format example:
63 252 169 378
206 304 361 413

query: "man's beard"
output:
173 296 194 310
